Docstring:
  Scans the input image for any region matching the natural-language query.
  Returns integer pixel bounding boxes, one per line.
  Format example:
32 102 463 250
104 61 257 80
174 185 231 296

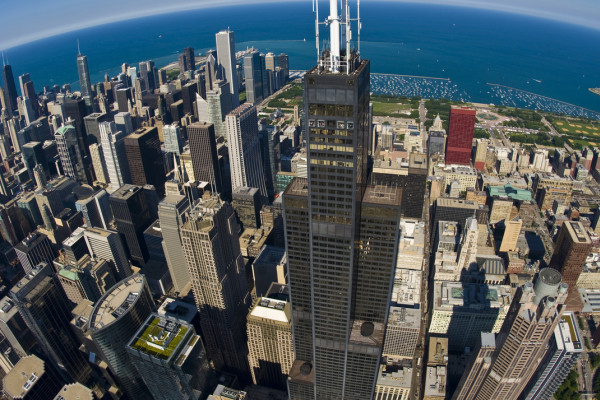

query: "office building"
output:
499 218 522 252
246 297 293 390
88 274 155 399
163 124 183 155
124 127 166 197
549 221 592 312
207 80 233 138
77 51 94 106
158 194 191 293
521 311 582 400
450 333 496 400
75 189 112 229
453 268 568 400
89 143 108 184
374 361 412 400
99 121 131 192
2 64 18 113
382 306 421 360
10 263 91 383
114 111 133 135
55 255 118 303
18 73 31 99
63 97 90 157
14 232 56 275
187 122 222 192
126 313 208 400
424 337 448 400
433 198 480 236
232 187 261 230
116 88 131 113
109 184 158 267
181 199 250 378
55 125 88 184
445 106 476 165
83 112 107 144
284 11 403 395
226 104 268 204
244 50 264 104
216 30 239 107
83 226 131 280
2 355 63 400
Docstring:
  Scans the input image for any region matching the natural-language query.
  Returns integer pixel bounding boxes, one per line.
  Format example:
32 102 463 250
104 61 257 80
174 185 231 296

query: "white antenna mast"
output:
314 0 321 70
357 0 361 58
329 0 341 73
77 39 81 55
345 0 351 74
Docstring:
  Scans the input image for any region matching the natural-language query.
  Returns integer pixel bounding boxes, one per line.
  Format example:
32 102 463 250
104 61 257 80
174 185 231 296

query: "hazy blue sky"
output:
0 0 598 50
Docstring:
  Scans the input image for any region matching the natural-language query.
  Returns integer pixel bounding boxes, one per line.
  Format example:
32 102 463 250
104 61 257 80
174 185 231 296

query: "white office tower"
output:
99 121 131 192
158 194 191 293
83 226 132 280
196 92 210 122
226 103 268 204
456 217 478 270
216 29 240 108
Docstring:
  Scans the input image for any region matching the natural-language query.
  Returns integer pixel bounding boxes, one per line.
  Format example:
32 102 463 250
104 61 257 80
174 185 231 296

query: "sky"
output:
0 0 599 50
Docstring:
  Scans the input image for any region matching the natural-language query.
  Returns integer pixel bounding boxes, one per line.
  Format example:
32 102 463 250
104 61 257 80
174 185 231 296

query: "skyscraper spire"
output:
77 39 81 56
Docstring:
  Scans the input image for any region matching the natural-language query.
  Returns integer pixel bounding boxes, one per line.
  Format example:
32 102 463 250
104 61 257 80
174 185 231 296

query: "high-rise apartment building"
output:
187 122 222 192
77 51 94 106
109 184 158 267
88 275 155 399
158 194 191 293
127 313 208 400
99 121 131 192
453 268 568 400
181 198 250 378
445 106 476 165
284 6 402 396
10 262 91 383
521 311 582 400
216 30 239 107
124 127 166 197
226 104 268 204
246 297 293 390
549 220 592 311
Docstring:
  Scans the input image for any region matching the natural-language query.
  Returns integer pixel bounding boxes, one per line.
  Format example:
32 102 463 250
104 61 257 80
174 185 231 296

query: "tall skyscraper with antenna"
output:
77 42 94 107
284 1 402 399
2 54 18 114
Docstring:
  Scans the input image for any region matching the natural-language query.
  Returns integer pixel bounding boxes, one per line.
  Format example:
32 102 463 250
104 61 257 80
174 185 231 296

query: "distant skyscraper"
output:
453 268 568 400
99 121 131 192
10 262 91 383
284 5 403 395
55 125 88 184
163 124 183 155
109 184 158 267
158 194 191 293
277 53 289 82
63 97 91 157
77 51 94 106
244 50 264 104
127 313 208 400
18 73 31 98
445 106 476 165
2 64 18 113
216 30 239 107
181 199 250 378
124 127 166 197
183 47 195 72
187 122 222 192
88 274 155 399
226 104 268 204
114 111 133 135
204 49 218 92
549 220 591 311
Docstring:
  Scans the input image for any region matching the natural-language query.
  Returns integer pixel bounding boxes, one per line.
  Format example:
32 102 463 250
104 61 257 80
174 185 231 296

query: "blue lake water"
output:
3 2 600 114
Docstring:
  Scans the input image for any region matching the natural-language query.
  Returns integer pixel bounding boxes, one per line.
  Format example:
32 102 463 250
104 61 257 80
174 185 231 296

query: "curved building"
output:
88 274 155 399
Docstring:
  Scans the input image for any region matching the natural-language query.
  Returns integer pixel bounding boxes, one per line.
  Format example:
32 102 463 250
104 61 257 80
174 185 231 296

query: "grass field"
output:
553 119 600 136
372 101 411 115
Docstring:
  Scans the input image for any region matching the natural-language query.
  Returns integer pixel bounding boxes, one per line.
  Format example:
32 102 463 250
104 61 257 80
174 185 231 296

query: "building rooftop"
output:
376 361 413 388
89 274 145 330
387 306 421 329
284 177 308 197
428 337 449 366
249 297 290 323
558 312 583 352
423 365 447 398
434 281 512 311
436 197 479 209
128 314 192 361
363 185 402 207
487 183 533 202
3 355 46 399
157 298 198 324
54 383 94 400
110 184 142 200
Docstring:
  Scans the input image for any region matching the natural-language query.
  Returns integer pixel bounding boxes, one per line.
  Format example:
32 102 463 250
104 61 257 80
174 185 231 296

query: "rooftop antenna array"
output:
77 39 81 55
313 0 361 74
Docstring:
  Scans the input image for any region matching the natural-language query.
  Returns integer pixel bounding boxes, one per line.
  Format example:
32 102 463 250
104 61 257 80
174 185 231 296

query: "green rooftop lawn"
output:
132 318 188 360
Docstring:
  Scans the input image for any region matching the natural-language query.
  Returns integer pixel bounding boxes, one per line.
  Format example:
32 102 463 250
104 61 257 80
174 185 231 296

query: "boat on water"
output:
532 78 542 83
590 88 600 96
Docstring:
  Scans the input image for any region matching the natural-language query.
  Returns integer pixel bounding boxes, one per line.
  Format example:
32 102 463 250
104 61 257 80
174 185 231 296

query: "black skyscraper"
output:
2 64 18 113
188 122 222 193
64 97 90 157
